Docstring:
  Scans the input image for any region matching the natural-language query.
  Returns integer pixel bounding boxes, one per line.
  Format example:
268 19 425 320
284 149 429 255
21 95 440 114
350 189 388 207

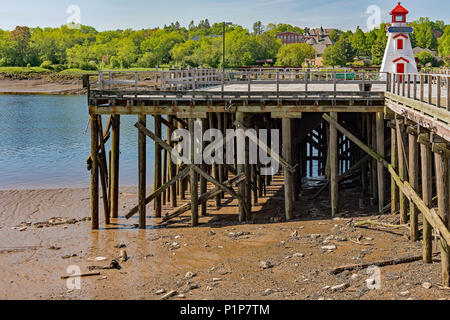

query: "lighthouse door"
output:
397 63 405 82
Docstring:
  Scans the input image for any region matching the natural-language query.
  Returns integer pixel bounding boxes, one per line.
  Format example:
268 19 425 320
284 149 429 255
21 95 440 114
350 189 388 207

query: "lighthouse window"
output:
395 15 405 23
397 39 404 50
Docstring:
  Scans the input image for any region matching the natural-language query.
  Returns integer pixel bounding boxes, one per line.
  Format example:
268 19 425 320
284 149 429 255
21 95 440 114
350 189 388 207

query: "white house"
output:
380 2 418 80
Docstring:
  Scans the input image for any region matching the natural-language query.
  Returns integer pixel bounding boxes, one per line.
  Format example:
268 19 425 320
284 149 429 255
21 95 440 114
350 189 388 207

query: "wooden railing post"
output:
437 75 441 108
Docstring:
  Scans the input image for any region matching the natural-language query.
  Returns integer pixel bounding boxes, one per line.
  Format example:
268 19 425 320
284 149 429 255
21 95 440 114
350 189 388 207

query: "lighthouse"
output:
380 2 418 80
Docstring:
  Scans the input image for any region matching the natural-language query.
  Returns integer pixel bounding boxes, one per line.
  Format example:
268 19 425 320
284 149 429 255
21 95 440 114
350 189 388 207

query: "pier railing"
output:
87 69 387 95
386 72 450 111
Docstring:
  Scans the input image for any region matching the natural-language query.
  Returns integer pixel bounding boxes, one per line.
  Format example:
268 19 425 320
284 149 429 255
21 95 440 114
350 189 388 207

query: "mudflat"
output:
0 78 84 95
0 178 449 300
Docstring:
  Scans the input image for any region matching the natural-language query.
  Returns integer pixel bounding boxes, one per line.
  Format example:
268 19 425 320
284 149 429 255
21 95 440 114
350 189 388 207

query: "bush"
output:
40 60 54 70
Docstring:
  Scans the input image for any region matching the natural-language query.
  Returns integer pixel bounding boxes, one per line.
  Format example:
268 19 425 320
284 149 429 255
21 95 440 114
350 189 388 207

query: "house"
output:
191 35 220 41
276 32 311 45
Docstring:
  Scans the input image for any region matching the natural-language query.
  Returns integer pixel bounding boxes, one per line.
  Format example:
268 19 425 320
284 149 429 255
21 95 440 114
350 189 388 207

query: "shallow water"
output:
0 94 157 189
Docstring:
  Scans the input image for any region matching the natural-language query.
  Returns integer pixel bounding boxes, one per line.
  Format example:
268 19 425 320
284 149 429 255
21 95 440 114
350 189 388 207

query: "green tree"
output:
323 39 355 66
351 27 367 57
253 21 265 35
275 43 315 66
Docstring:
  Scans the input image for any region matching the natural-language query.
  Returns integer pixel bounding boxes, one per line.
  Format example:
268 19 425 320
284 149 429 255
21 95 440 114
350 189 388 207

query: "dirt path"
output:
0 178 449 300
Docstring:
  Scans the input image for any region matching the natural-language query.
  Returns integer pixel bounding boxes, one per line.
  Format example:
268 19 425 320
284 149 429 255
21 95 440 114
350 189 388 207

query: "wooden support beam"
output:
110 115 120 219
189 119 199 226
168 115 177 208
236 112 247 222
234 119 296 173
96 117 110 225
376 112 385 213
125 166 189 219
90 115 99 230
283 118 294 220
134 122 248 216
390 121 399 214
154 115 162 218
200 117 208 216
323 113 450 252
434 143 450 287
138 115 147 229
420 133 433 263
329 112 338 217
396 119 408 224
408 127 419 241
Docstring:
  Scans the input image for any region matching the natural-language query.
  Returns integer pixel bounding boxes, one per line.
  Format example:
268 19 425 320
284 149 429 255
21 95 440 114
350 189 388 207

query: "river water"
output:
0 94 157 189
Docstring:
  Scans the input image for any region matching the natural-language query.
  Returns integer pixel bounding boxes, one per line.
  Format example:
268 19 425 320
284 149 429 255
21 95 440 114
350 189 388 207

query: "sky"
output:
0 0 448 32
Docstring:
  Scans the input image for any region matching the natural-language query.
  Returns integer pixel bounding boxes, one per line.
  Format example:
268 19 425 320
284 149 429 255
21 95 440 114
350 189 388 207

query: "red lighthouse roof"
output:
390 2 409 15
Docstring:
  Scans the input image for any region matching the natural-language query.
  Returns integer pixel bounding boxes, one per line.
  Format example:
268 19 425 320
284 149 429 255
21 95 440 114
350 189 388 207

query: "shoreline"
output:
0 78 86 95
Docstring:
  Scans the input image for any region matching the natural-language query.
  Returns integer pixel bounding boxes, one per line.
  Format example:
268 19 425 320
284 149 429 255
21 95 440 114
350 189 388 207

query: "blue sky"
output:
0 0 448 31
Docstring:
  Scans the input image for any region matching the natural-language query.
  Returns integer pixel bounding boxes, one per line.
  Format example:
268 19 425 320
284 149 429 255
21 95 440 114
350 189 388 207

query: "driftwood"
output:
355 220 409 229
61 272 101 279
330 253 439 275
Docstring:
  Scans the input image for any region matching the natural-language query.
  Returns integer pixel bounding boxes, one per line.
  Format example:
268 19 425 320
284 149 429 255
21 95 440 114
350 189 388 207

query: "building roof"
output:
313 43 328 55
390 2 409 15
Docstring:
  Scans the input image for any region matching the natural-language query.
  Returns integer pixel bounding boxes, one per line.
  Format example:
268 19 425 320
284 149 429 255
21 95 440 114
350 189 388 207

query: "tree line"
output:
0 18 448 72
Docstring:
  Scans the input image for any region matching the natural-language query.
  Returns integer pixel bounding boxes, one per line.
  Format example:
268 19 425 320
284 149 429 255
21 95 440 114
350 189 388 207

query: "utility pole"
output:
223 22 232 71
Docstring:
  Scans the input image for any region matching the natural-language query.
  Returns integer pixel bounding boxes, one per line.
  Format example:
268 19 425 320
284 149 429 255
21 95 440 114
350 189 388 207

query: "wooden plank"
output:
386 99 450 142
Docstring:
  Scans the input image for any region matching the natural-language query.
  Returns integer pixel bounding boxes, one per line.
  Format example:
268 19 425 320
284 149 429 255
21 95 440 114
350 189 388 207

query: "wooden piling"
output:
376 112 385 213
390 121 399 214
168 115 177 208
408 127 419 241
420 133 433 263
138 115 147 229
396 118 408 224
200 117 208 216
189 119 199 226
96 117 110 225
90 115 99 230
110 115 120 219
154 115 162 218
329 112 338 217
236 112 246 222
434 142 450 287
282 118 294 220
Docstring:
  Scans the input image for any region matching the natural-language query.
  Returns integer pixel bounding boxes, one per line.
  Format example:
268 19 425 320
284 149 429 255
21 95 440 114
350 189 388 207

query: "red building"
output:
276 32 310 45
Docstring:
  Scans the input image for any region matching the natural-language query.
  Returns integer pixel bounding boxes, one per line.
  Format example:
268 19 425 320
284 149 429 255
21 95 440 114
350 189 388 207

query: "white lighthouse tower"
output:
380 2 418 80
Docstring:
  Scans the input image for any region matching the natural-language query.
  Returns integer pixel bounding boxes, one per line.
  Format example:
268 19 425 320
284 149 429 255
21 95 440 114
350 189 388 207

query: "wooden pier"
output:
85 69 450 286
